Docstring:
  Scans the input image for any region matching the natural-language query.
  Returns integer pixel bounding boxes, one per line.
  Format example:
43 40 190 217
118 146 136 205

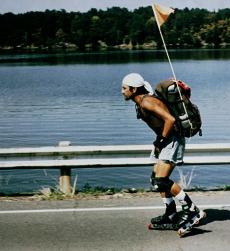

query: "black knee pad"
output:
152 177 174 192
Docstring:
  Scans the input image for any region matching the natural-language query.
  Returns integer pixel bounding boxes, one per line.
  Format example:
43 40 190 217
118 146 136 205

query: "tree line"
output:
0 7 229 51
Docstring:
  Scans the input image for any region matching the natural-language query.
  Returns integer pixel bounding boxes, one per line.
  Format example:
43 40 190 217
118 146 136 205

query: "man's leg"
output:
150 161 177 225
152 160 205 233
154 160 198 209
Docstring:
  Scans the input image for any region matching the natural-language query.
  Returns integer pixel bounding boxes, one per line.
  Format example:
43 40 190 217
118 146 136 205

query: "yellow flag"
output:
152 3 174 26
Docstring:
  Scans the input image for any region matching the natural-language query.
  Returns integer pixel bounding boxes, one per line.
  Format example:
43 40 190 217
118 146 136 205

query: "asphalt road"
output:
0 191 230 251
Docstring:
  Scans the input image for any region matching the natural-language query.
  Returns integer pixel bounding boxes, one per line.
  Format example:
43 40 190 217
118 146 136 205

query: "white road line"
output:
0 204 229 214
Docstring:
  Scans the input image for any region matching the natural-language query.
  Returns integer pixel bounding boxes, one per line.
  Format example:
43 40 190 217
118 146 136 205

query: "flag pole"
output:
152 4 193 134
152 5 177 81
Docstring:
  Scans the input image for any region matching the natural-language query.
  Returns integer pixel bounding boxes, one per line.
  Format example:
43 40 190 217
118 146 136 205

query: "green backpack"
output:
154 79 202 138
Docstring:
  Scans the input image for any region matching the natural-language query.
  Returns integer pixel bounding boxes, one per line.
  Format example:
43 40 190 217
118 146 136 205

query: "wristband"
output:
153 135 168 149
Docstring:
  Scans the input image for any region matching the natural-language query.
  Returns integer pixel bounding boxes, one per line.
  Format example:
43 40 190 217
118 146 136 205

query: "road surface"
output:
0 191 229 251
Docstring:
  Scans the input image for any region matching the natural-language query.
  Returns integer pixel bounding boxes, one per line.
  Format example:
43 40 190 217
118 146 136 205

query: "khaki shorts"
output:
150 135 185 165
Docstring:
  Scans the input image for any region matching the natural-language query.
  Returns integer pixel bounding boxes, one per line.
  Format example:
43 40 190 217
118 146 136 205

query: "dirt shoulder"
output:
1 190 230 202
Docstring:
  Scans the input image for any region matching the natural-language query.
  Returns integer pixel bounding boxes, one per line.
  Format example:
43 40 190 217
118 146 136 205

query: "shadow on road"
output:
183 228 212 237
203 208 230 225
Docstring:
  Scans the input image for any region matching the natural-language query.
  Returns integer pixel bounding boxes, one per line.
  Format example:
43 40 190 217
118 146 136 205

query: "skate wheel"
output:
177 229 184 237
177 225 192 237
148 223 153 230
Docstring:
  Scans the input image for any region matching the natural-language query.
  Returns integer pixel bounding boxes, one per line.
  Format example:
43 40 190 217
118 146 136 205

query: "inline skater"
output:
121 73 206 236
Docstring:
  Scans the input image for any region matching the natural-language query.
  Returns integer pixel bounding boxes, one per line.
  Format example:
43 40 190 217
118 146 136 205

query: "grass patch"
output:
80 183 122 195
0 183 230 201
222 185 230 191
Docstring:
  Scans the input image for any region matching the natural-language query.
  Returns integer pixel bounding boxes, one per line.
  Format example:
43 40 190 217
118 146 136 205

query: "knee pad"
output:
152 177 174 192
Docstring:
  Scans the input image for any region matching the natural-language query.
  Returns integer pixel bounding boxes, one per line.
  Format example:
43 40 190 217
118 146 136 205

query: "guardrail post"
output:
59 168 72 194
58 141 72 194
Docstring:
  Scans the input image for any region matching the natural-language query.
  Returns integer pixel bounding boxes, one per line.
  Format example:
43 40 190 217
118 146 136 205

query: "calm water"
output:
0 49 230 194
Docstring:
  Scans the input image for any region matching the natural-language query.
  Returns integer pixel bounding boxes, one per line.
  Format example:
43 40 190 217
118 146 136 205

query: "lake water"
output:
0 49 230 194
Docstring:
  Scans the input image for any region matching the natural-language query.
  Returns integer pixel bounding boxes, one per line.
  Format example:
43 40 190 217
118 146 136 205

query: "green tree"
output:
0 7 229 50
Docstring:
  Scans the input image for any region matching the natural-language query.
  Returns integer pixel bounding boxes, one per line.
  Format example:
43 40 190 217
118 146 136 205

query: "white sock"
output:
175 190 186 204
175 190 194 209
162 197 176 220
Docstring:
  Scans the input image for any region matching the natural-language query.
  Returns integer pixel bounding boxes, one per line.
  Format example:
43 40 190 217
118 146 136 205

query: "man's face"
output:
121 84 135 100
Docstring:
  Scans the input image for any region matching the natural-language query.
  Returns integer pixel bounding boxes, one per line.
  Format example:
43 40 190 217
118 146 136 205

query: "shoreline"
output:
1 44 230 54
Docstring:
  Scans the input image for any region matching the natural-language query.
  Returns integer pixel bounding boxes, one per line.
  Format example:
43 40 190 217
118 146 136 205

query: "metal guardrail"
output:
0 142 230 193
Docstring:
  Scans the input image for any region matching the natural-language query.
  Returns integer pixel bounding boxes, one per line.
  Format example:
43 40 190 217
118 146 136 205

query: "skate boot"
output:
177 204 206 237
148 213 179 230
